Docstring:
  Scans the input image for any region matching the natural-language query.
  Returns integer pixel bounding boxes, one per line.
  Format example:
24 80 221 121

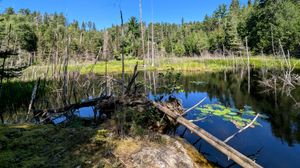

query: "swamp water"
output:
1 69 300 168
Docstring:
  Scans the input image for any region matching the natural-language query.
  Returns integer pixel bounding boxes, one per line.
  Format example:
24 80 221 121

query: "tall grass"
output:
20 56 300 79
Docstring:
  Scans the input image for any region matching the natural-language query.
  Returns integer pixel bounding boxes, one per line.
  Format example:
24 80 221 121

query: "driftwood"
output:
224 113 260 143
151 101 262 168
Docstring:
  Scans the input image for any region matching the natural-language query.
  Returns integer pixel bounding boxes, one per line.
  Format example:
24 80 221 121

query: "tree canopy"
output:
1 0 300 61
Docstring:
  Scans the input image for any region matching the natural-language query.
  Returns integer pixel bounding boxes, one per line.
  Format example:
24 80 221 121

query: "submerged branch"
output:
224 113 260 143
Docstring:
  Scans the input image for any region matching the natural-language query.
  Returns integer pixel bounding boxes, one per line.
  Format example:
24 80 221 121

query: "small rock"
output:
85 160 92 164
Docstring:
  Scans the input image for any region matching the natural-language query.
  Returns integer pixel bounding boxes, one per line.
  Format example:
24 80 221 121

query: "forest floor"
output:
0 118 215 168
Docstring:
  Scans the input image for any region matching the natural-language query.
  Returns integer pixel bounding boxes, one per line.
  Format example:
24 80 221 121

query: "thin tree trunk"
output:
147 29 150 63
152 71 156 95
0 57 6 85
103 30 109 95
139 0 145 65
62 37 70 106
271 25 275 56
26 78 41 121
246 37 251 94
120 10 125 94
151 0 155 66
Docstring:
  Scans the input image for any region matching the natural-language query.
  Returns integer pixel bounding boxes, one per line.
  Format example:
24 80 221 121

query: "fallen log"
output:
33 94 148 123
151 101 263 168
32 90 262 168
33 95 111 115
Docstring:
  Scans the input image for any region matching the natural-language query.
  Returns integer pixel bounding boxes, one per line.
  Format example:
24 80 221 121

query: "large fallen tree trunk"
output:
151 101 263 168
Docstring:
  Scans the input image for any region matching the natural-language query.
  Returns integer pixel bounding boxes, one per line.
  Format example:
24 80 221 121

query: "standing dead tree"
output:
151 0 155 66
103 30 109 95
26 78 41 121
246 37 251 94
120 10 125 94
139 0 145 65
62 37 70 106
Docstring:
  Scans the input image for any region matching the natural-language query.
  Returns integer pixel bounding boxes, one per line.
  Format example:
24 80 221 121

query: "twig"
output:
224 113 260 143
182 97 206 116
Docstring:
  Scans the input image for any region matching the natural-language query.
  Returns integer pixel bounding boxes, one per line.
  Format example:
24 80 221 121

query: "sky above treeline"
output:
0 0 248 30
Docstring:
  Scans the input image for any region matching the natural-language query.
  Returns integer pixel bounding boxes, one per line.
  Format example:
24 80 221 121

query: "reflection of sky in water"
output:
9 70 298 168
52 115 67 125
151 91 300 168
74 107 99 119
52 107 99 125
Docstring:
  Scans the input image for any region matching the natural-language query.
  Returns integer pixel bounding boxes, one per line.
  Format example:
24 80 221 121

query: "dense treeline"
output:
1 0 300 65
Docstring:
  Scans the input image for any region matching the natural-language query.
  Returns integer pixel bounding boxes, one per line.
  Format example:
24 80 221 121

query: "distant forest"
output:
1 0 300 64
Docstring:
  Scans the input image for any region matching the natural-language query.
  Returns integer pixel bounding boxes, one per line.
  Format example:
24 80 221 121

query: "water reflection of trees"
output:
1 73 108 123
145 70 300 146
3 70 300 145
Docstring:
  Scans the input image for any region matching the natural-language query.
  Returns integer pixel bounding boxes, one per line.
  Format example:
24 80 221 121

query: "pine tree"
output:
224 0 243 52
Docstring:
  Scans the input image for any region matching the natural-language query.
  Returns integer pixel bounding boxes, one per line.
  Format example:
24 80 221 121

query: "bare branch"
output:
182 97 206 116
224 113 260 143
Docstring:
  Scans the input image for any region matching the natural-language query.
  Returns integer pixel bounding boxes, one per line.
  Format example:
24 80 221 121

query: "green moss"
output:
0 124 112 168
93 129 109 144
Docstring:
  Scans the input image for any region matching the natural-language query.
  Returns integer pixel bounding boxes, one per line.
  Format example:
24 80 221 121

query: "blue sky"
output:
0 0 248 29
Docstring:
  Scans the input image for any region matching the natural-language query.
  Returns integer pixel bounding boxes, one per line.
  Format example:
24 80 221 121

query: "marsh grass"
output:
19 56 300 80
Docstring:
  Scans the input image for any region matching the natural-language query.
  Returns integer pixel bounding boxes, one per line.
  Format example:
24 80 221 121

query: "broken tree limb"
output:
182 97 206 116
151 101 262 168
224 113 260 143
26 78 41 121
33 95 111 115
33 94 148 123
125 62 139 95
